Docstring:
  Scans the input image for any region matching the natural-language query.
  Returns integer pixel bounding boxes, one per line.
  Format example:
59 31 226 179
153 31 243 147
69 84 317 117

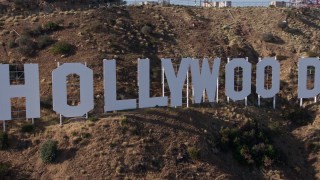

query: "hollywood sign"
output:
0 57 319 121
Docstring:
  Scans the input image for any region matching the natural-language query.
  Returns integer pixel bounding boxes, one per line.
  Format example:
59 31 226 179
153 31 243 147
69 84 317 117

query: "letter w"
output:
190 58 221 103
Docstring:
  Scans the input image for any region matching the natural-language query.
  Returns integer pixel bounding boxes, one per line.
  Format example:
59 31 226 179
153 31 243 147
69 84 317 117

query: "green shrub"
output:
285 107 312 125
72 137 82 144
13 0 24 7
120 117 129 126
0 131 8 150
277 21 288 30
40 140 58 163
80 132 91 139
306 51 318 57
43 22 60 32
188 147 200 160
141 25 152 35
21 124 34 133
50 41 74 55
262 33 280 43
8 40 17 48
37 35 54 49
89 116 98 122
16 35 36 56
286 9 297 18
276 55 288 61
71 131 78 136
88 21 108 33
218 120 281 167
22 27 42 37
0 162 10 178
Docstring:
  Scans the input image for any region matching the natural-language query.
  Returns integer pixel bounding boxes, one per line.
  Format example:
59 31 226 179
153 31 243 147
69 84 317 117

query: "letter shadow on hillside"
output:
54 148 77 164
129 105 318 179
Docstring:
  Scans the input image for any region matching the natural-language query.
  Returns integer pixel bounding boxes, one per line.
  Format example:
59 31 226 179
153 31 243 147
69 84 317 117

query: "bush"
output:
89 116 98 122
0 131 8 150
43 22 60 32
37 35 54 49
120 117 129 126
285 107 312 125
50 41 74 55
80 132 91 139
22 27 42 37
21 124 34 133
188 147 200 160
306 51 318 57
8 40 17 48
141 25 152 35
262 33 284 44
16 35 36 56
218 120 281 167
277 21 288 30
13 0 24 7
40 140 58 163
0 162 10 178
89 21 108 33
262 33 275 43
276 55 288 61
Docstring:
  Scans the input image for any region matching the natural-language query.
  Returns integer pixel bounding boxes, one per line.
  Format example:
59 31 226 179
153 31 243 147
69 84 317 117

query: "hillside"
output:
0 5 320 179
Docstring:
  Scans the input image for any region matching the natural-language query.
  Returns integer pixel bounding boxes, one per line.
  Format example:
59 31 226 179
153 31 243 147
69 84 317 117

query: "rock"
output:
5 17 14 23
9 59 15 64
31 17 39 22
80 169 86 174
122 142 128 146
20 57 27 62
1 30 9 36
77 32 83 37
115 166 124 174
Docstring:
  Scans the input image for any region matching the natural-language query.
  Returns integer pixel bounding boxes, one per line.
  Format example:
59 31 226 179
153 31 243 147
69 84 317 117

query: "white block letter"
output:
104 59 136 111
298 58 320 98
190 58 221 103
52 63 94 117
256 58 280 98
138 58 168 108
162 58 191 107
225 58 251 101
0 64 40 120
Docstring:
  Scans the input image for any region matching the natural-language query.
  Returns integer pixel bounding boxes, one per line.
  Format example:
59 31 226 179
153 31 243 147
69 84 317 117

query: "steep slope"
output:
0 6 319 180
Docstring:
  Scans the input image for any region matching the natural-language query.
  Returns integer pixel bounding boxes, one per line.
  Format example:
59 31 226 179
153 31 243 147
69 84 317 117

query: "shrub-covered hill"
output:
0 5 320 179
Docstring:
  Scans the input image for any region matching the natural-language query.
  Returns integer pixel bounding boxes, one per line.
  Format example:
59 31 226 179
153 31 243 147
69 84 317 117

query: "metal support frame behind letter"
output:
258 58 261 107
245 57 248 106
187 70 189 107
227 58 230 103
162 65 164 97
